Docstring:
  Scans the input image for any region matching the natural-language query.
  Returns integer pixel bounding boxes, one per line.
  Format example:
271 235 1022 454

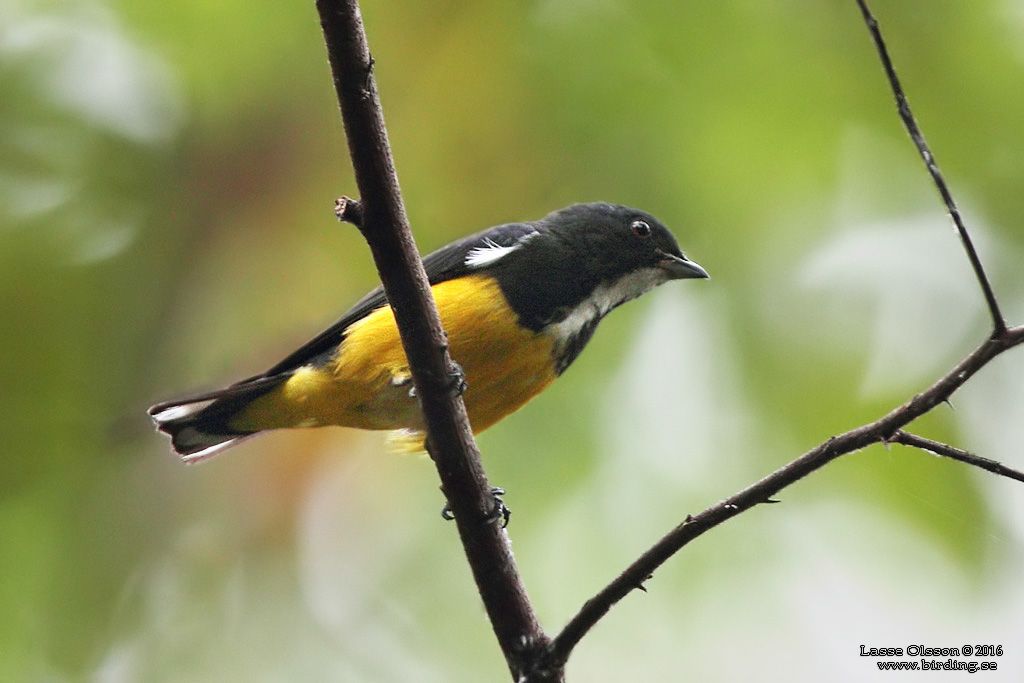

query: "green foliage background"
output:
2 0 1023 680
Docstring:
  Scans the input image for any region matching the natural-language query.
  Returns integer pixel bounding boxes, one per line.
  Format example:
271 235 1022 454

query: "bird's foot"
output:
441 487 510 528
447 361 467 397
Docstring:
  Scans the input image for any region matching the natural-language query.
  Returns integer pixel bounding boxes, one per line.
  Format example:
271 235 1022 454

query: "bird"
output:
149 202 708 463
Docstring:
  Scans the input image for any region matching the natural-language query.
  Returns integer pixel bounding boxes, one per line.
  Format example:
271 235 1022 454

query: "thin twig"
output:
853 0 1006 336
541 326 1024 671
889 430 1024 484
315 3 552 680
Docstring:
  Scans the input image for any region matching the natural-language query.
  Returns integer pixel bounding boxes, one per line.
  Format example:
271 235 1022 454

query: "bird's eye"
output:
630 219 652 238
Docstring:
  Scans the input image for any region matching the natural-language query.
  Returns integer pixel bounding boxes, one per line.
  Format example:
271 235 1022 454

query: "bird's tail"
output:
148 375 287 464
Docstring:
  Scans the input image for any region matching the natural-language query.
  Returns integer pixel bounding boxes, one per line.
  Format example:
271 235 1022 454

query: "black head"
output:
489 202 707 334
536 203 707 285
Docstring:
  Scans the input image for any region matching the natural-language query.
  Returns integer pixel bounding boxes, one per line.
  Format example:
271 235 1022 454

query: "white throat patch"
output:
547 267 669 345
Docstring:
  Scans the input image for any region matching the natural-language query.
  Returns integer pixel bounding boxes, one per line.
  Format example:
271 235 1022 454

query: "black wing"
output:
256 221 538 378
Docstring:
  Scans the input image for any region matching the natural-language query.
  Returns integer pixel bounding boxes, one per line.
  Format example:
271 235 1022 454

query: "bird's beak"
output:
658 251 709 280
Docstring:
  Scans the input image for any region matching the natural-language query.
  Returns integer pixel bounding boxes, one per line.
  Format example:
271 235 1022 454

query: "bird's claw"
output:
486 487 511 528
440 486 510 528
448 361 467 397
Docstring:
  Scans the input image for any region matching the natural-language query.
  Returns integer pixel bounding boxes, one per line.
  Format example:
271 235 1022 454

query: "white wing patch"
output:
464 231 538 269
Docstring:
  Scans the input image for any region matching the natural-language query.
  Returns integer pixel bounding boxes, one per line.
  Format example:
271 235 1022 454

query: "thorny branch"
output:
540 328 1024 673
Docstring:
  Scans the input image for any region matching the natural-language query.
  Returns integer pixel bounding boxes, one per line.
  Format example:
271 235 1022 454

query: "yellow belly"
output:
231 274 558 440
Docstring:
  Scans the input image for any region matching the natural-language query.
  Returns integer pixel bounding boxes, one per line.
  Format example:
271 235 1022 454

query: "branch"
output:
889 430 1024 484
541 7 1022 660
542 327 1024 669
853 0 1006 336
532 4 1024 670
314 3 551 680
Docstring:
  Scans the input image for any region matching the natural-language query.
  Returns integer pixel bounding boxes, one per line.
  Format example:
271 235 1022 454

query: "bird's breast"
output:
432 274 559 432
